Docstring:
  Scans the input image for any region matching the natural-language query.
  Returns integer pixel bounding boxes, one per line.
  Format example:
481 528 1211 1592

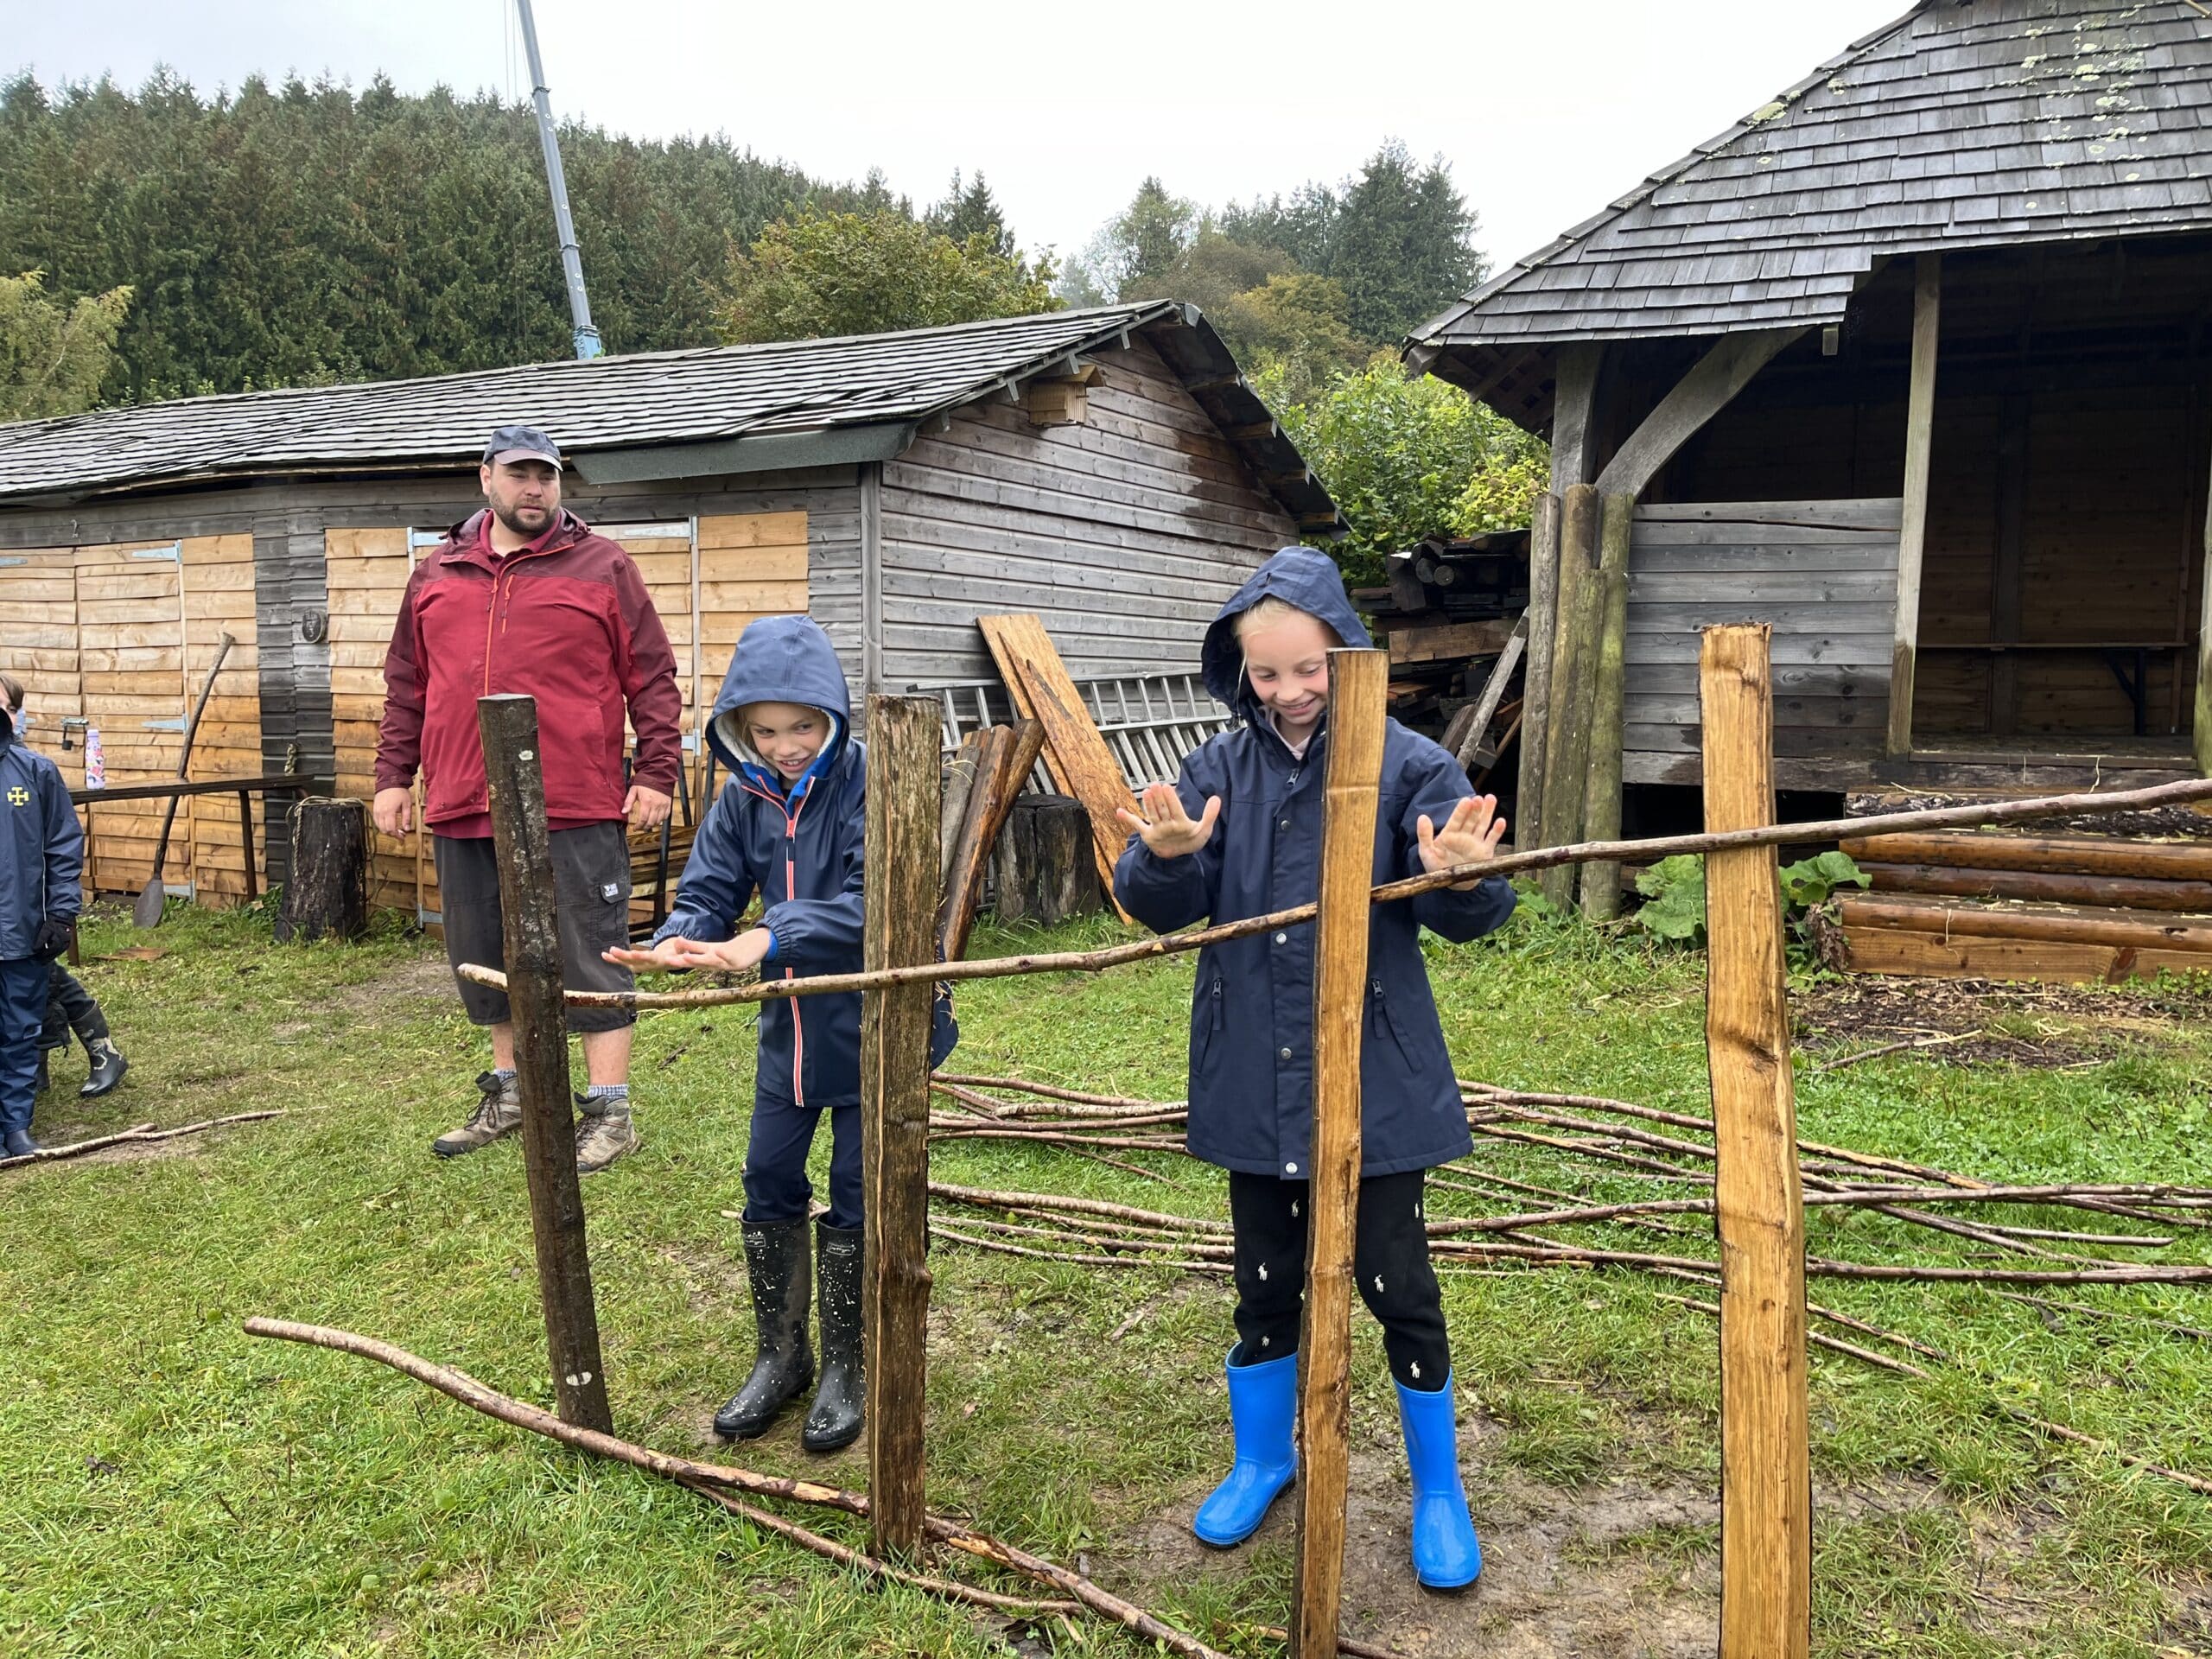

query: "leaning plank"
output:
1453 613 1528 772
977 614 1136 916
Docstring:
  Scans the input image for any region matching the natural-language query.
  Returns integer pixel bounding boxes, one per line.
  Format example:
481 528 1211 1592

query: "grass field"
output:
3 897 2209 1657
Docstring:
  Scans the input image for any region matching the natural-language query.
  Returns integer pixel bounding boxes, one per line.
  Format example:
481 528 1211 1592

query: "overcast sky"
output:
10 0 1911 283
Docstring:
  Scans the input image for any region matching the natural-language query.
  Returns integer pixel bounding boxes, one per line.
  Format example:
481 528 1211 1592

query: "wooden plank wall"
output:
320 511 808 926
1620 499 1901 788
0 470 853 919
878 336 1294 689
181 532 264 904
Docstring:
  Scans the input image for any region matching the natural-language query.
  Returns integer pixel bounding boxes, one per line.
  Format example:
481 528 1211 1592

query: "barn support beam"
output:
1522 346 1604 853
1592 328 1806 500
1888 253 1942 757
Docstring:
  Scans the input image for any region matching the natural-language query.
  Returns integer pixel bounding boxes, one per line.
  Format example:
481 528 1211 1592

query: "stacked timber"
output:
1835 825 2212 982
1356 531 1528 734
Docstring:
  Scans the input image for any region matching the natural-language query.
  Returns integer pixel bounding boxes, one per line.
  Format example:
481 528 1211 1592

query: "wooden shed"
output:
0 302 1336 922
1409 0 2212 806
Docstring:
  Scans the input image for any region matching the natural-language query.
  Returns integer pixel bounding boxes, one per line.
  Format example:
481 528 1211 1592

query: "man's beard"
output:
492 499 554 538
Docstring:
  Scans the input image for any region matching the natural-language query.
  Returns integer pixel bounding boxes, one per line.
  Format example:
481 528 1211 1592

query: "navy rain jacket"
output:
1113 547 1516 1179
0 712 84 961
653 616 952 1108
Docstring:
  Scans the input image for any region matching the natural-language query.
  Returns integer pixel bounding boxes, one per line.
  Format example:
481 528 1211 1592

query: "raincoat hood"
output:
708 616 852 798
1199 546 1374 722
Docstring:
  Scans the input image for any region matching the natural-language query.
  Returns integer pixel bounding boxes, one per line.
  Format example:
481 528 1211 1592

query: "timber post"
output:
1290 648 1389 1659
1698 627 1811 1659
1579 491 1637 920
477 693 613 1434
1518 488 1561 849
1537 482 1603 909
861 693 943 1557
1887 252 1941 758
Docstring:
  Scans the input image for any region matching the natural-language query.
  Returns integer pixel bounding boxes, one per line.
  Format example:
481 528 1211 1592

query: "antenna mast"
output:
515 0 602 359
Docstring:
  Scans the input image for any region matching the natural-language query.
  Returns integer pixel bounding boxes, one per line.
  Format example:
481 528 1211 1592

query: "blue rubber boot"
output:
1192 1344 1298 1548
1396 1374 1481 1590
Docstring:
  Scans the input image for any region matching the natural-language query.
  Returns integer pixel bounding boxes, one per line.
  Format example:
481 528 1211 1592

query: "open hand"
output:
605 927 773 975
1417 795 1507 887
1115 782 1221 860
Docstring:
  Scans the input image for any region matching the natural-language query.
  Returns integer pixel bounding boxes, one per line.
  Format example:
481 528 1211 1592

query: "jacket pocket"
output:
1192 976 1226 1075
1366 976 1419 1069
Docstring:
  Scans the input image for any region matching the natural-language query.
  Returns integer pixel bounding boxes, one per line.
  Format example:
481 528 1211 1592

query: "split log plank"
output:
1857 861 2212 913
1840 830 2212 882
1580 493 1637 920
861 695 944 1558
1838 893 2212 953
1700 624 1811 1659
1291 649 1388 1659
977 613 1135 920
1537 484 1604 906
477 694 612 1435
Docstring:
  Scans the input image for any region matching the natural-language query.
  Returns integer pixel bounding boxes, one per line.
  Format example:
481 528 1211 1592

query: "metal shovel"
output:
135 630 234 927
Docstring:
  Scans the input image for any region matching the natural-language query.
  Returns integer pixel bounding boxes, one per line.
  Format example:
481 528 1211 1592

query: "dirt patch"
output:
1790 976 2198 1069
330 950 459 1020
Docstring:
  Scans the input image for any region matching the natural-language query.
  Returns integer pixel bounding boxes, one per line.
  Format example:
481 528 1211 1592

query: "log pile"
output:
1354 531 1528 734
1835 825 2212 983
937 720 1046 960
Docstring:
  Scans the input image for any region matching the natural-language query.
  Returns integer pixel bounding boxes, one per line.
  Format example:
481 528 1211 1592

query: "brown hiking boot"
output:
432 1071 522 1159
573 1100 639 1174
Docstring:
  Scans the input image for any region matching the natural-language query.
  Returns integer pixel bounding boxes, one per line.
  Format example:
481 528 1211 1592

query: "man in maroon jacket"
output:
374 425 681 1173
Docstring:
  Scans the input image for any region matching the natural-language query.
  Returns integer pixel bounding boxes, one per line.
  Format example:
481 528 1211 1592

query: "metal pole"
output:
514 0 603 360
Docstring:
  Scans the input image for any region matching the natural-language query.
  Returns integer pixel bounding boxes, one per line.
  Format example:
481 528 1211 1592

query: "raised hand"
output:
1417 794 1508 887
1115 782 1222 860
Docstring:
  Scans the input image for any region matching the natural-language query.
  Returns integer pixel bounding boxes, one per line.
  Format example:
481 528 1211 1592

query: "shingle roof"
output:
0 302 1339 530
1412 0 2212 353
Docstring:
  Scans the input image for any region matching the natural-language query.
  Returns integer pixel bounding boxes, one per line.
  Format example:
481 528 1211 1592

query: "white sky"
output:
10 0 1912 283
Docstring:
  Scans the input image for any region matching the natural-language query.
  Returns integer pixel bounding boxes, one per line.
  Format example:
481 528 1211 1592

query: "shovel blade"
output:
133 879 167 928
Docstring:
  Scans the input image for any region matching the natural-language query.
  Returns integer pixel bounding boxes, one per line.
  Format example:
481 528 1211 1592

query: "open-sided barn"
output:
1412 0 2212 801
0 302 1335 923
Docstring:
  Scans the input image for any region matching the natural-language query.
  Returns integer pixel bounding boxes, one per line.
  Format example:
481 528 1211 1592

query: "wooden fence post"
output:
1580 491 1637 920
861 694 942 1558
1290 649 1389 1659
1537 482 1603 909
476 694 613 1434
1517 488 1561 850
1699 627 1811 1659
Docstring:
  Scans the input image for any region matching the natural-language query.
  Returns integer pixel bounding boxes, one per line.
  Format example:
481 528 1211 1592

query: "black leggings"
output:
1227 1168 1451 1390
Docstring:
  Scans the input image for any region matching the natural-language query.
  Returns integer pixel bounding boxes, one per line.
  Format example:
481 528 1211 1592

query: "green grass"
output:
2 897 2209 1656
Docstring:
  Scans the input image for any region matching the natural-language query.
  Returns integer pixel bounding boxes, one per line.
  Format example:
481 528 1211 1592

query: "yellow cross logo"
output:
5 787 26 807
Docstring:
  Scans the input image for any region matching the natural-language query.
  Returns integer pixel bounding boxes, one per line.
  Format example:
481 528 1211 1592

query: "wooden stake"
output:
1888 251 1941 757
861 694 942 1558
1537 482 1603 906
1518 488 1561 848
1579 491 1637 919
476 695 612 1435
1698 627 1810 1659
1290 648 1388 1659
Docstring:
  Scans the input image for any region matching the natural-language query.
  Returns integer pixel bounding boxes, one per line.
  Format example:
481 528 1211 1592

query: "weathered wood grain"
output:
1290 649 1387 1659
1700 624 1811 1659
861 696 942 1558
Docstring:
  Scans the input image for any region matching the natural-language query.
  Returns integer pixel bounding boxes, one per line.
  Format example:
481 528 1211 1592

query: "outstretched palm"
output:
1116 782 1222 860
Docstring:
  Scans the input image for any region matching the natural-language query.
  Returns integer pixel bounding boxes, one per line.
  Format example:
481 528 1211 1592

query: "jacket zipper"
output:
742 771 813 1105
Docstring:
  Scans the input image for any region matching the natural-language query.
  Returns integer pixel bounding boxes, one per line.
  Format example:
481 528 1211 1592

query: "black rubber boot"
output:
802 1222 865 1452
33 1053 49 1096
79 1039 126 1099
714 1219 814 1440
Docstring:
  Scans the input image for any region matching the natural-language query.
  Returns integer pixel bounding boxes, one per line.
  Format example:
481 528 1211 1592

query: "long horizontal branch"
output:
459 774 2212 1010
0 1110 287 1171
242 1317 1238 1659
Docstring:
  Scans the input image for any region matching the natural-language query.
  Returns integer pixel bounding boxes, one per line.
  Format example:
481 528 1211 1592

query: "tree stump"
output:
276 797 369 942
991 794 1103 926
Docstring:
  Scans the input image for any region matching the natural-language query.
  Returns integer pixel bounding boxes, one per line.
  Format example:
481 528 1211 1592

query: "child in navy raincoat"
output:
1114 546 1515 1591
0 679 84 1157
608 615 954 1452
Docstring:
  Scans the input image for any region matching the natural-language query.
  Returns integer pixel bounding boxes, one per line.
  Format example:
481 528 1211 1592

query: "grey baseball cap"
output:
482 424 563 467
